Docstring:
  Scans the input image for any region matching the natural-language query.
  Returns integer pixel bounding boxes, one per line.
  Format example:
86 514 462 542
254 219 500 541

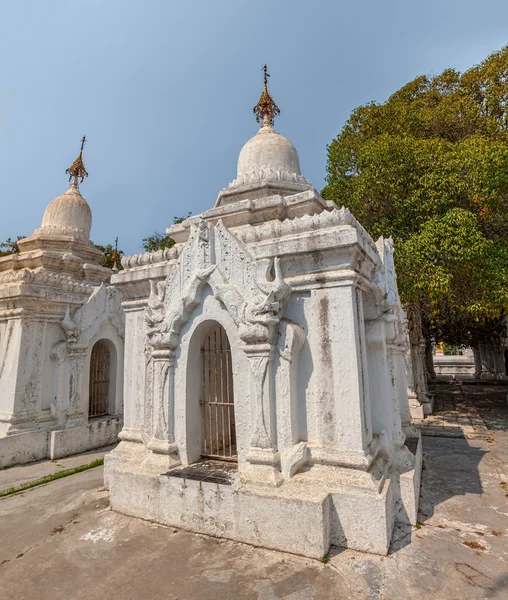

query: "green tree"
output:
142 213 192 253
95 243 124 270
142 232 175 252
0 236 26 256
322 47 508 347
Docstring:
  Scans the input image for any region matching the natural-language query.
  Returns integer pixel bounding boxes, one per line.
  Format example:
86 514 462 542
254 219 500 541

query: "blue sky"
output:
1 0 507 254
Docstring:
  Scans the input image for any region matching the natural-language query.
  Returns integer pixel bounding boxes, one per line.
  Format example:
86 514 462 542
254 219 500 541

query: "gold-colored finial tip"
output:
253 65 280 127
65 135 89 185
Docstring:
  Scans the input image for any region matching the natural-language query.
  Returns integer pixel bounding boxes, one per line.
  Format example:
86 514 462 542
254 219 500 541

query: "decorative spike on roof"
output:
65 135 89 184
253 65 280 127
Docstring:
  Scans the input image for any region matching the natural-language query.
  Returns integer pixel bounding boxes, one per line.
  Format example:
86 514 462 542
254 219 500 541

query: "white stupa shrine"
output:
0 139 124 466
105 68 422 557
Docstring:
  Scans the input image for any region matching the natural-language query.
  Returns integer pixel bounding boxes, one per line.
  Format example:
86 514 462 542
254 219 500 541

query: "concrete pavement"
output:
0 445 115 494
1 385 507 599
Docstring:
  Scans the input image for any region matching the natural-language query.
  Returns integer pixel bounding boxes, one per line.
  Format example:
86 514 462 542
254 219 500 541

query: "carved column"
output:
244 342 282 486
118 301 147 444
479 338 507 380
66 348 88 427
50 341 70 427
299 281 375 473
405 306 433 417
365 316 404 450
275 321 307 480
0 317 21 433
386 342 411 442
425 338 437 379
404 317 419 415
147 348 179 464
472 345 482 379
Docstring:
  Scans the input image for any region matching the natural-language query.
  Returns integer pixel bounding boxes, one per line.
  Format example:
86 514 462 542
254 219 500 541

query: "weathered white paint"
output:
106 113 421 557
0 180 125 467
405 306 434 418
433 354 475 377
1 96 421 555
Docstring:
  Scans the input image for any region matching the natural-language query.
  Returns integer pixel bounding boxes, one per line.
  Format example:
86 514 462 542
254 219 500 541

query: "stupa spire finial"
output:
253 64 280 127
65 135 88 187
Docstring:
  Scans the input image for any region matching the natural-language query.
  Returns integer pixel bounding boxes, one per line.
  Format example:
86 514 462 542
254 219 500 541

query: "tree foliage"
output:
142 213 192 253
322 47 508 346
142 231 175 253
95 243 124 270
0 236 26 256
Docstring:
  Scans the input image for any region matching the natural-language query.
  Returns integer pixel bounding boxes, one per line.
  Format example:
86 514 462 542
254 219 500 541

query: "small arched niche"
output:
198 322 237 462
88 338 117 418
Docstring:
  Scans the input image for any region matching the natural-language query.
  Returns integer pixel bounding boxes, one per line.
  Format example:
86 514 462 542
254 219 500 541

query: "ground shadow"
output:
389 381 508 554
387 433 487 555
429 380 508 433
417 436 487 523
487 573 508 598
416 382 508 527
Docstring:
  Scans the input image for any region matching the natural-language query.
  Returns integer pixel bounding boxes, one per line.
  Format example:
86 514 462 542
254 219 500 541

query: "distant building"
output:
0 139 124 467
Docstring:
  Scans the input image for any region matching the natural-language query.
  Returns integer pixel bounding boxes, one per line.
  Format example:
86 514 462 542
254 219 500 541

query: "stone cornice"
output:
110 279 152 302
216 177 311 206
167 189 333 244
120 246 180 270
226 166 309 189
0 268 95 294
0 250 110 285
235 206 378 256
122 298 149 312
285 269 371 292
16 232 106 266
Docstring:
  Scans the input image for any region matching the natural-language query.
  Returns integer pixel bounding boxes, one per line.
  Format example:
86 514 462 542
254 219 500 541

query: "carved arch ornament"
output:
55 284 125 353
48 284 124 426
145 219 291 352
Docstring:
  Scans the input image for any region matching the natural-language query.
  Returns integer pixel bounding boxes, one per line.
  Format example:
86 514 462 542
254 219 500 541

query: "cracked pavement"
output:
1 391 507 599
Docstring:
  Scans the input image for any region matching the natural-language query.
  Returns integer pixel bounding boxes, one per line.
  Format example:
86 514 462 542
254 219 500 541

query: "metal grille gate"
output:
89 340 111 418
200 323 237 461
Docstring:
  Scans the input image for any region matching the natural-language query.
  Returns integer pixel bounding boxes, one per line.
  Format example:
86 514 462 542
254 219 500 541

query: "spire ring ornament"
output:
66 135 89 185
253 65 280 127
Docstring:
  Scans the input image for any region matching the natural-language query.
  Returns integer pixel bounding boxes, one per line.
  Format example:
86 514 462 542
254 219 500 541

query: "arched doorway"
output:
200 322 236 461
89 339 112 418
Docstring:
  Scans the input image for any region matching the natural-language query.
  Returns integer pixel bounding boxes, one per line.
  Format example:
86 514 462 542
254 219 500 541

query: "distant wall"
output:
433 354 475 377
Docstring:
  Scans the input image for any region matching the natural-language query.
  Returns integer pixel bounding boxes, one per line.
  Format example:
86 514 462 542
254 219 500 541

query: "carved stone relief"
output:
145 220 290 351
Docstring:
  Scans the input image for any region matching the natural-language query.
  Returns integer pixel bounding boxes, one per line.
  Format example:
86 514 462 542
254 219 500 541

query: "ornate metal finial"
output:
65 135 89 185
111 236 120 272
253 64 280 127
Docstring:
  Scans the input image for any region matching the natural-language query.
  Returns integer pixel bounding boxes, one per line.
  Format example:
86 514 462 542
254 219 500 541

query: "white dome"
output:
41 183 92 239
236 123 302 183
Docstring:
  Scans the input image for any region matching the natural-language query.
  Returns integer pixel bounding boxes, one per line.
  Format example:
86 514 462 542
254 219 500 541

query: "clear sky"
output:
1 0 507 255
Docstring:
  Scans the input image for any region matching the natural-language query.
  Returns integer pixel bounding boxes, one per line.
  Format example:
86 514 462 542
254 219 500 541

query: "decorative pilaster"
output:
0 317 50 434
66 348 88 427
50 341 70 427
147 348 178 459
0 317 30 433
385 343 408 445
387 343 415 438
365 317 401 453
405 306 433 417
275 320 307 480
118 301 147 444
243 342 282 486
310 282 375 470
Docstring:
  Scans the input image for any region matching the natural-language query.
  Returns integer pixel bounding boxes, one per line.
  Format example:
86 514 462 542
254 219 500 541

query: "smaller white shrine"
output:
0 140 124 467
105 70 422 557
